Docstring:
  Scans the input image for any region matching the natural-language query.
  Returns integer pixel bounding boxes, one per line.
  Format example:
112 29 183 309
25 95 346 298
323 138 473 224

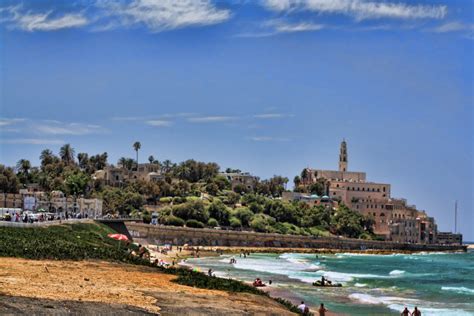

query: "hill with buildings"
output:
0 141 462 245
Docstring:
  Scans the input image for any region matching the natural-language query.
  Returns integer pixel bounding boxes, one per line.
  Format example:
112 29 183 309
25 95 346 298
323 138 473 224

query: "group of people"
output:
298 302 329 316
401 307 422 316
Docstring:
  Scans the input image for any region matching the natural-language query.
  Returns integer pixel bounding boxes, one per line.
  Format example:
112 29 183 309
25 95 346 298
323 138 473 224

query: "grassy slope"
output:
0 222 308 315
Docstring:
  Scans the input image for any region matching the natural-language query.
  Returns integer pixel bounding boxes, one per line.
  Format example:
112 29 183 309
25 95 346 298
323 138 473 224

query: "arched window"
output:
380 213 385 217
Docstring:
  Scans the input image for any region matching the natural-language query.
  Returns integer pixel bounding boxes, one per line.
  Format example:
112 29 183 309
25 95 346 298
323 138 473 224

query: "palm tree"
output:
16 159 31 175
162 159 172 173
77 153 89 170
40 149 54 166
133 141 141 170
148 155 154 164
60 144 75 165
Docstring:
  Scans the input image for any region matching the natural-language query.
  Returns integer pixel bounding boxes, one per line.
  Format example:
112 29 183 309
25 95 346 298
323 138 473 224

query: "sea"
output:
185 250 474 315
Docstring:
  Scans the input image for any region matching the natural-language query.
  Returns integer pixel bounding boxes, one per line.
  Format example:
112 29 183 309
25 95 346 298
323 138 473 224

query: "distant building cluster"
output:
218 172 259 192
93 163 163 186
283 140 460 245
0 188 102 218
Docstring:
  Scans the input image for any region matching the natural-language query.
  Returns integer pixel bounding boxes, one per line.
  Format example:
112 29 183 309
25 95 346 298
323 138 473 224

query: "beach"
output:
0 257 296 315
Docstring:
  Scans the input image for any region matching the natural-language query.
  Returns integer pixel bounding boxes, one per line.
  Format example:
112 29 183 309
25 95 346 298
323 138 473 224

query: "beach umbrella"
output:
107 233 129 241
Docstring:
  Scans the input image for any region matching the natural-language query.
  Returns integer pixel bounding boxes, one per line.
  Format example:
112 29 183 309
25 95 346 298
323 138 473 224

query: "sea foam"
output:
441 286 474 295
389 269 405 276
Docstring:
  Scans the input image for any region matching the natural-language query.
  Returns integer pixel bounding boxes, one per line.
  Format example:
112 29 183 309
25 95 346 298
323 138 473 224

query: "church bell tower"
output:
339 139 348 172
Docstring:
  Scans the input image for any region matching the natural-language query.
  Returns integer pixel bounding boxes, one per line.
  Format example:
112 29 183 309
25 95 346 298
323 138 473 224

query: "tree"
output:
89 152 108 171
293 175 301 187
64 171 90 196
148 155 154 164
16 159 31 175
118 157 134 170
207 200 230 226
40 149 55 167
77 153 89 170
162 159 173 173
0 165 20 193
133 141 141 170
59 144 75 165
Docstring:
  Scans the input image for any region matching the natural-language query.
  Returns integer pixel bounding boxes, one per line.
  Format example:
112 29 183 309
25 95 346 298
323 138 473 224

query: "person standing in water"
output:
401 307 410 316
412 307 421 316
318 303 327 316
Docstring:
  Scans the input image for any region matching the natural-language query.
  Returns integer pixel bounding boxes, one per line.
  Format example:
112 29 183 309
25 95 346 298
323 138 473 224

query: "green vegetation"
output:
0 223 145 264
0 223 310 315
0 143 376 240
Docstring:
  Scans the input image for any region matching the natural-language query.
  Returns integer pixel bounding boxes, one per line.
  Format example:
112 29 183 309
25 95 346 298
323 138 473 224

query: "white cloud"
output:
270 21 325 33
263 0 447 20
0 138 65 145
430 21 474 33
249 136 290 142
0 118 25 127
187 116 238 123
146 120 173 127
97 0 231 32
253 113 294 119
2 5 88 31
34 122 105 135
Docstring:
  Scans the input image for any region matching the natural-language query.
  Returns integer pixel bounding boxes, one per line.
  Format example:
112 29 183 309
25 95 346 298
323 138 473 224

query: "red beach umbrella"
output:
107 233 129 241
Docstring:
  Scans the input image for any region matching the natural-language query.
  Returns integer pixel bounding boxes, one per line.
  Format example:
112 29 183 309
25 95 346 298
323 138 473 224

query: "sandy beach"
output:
0 257 296 315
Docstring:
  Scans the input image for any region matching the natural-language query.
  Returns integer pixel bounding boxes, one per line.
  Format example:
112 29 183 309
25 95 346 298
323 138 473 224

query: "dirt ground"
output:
0 258 295 315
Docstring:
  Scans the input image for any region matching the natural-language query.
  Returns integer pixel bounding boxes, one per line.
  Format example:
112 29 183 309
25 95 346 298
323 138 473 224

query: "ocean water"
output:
185 250 474 315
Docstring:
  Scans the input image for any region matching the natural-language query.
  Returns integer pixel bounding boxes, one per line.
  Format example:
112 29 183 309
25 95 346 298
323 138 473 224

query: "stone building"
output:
437 232 462 245
0 190 103 218
93 163 163 187
219 171 259 192
281 191 336 208
300 140 439 242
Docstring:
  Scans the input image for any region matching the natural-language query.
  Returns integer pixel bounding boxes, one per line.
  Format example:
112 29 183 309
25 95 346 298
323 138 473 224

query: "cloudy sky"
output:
0 0 472 239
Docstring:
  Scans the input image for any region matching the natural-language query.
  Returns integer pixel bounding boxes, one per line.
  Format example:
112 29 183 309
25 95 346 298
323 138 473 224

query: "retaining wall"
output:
125 223 466 252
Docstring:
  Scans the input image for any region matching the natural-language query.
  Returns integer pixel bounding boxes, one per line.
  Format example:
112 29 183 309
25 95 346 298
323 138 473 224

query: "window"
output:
380 213 385 217
383 187 386 192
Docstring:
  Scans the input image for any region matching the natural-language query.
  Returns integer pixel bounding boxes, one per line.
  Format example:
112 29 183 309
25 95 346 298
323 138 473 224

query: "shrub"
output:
186 219 205 229
207 218 219 227
207 199 230 226
233 207 254 226
173 196 187 204
164 215 185 227
159 197 173 203
229 217 242 229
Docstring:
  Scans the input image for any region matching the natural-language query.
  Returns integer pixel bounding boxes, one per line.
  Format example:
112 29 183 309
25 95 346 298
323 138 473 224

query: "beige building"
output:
93 163 163 187
282 191 336 208
1 190 103 218
437 232 462 245
300 140 438 242
219 172 259 192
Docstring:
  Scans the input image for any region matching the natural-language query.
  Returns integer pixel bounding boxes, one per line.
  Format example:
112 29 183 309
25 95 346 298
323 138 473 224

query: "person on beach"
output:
401 307 410 316
318 303 327 316
208 268 213 277
297 301 306 313
412 307 421 316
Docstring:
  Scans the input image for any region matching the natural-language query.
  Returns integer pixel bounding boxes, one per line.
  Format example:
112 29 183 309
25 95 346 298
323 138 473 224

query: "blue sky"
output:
0 0 472 239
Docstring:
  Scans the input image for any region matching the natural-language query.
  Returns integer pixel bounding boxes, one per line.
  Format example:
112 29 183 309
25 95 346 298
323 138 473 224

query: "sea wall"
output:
125 223 466 252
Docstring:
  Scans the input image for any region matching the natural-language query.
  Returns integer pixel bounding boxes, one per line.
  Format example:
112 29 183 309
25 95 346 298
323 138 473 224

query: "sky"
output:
0 0 472 240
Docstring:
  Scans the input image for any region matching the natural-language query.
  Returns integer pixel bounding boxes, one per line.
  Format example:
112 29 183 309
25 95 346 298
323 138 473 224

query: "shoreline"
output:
173 245 466 256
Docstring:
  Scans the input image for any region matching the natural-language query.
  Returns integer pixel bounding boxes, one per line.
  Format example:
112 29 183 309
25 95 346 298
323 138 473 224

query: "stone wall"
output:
125 223 466 252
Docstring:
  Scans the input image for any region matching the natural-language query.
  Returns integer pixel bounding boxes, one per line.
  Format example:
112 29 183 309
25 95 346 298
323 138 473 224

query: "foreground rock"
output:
0 258 295 315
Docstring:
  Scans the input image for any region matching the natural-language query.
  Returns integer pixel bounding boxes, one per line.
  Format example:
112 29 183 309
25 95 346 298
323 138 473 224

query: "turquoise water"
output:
185 251 474 315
